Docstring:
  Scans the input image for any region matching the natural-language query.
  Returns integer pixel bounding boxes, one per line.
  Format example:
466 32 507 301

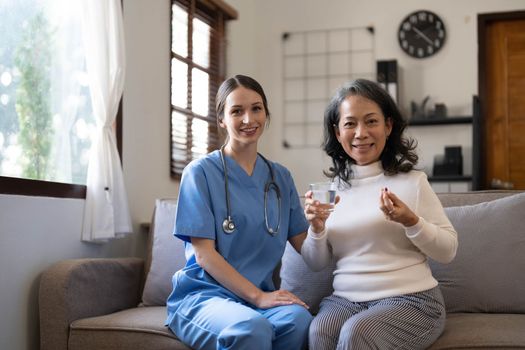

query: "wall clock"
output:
398 10 446 59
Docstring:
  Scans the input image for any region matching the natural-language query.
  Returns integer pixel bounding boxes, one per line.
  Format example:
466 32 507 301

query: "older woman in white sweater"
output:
302 79 458 350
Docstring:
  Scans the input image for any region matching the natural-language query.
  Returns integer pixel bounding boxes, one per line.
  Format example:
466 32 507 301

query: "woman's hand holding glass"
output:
304 190 340 233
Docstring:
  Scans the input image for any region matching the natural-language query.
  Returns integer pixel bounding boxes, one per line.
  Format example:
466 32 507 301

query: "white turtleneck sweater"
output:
301 161 458 302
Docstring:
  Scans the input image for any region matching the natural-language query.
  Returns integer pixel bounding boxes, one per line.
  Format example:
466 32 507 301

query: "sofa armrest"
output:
39 257 144 350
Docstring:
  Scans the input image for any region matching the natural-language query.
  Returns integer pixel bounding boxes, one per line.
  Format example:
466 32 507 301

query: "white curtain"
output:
48 1 85 184
80 0 132 241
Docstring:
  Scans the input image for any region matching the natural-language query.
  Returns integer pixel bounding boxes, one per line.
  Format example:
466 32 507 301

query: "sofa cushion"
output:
280 192 525 316
429 192 525 313
436 190 522 208
141 199 186 306
69 306 191 350
427 313 525 349
279 242 335 314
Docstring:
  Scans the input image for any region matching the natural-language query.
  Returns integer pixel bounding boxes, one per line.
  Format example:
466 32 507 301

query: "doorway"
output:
477 11 525 190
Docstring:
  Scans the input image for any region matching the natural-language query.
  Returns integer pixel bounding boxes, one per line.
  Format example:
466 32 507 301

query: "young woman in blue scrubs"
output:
166 75 312 350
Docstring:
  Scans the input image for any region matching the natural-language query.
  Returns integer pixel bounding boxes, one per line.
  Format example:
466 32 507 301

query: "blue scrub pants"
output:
169 296 312 350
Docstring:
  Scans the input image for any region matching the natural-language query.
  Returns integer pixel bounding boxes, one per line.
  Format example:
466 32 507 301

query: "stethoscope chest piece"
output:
222 217 235 234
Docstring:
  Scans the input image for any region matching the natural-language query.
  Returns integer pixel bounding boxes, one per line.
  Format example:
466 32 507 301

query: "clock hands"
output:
412 27 434 45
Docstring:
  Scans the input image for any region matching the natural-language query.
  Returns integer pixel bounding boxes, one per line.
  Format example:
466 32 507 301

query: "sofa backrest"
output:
429 190 525 313
142 191 525 312
141 199 184 306
280 190 525 314
436 190 522 207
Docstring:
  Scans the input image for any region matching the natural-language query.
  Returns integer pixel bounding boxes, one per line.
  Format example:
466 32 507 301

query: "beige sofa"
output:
39 191 525 350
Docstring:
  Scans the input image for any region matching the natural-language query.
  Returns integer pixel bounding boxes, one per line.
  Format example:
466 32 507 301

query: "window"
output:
170 0 237 178
0 0 122 198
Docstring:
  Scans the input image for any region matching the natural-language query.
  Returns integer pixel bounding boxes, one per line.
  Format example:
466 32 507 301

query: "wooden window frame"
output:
170 0 237 179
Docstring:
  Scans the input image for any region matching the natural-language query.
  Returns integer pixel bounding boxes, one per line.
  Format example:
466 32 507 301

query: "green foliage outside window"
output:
14 11 54 180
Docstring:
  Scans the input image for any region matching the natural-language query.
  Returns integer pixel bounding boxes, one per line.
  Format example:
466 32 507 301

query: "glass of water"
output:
309 182 337 211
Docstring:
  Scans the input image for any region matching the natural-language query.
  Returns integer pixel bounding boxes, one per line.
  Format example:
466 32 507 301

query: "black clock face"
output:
398 10 446 59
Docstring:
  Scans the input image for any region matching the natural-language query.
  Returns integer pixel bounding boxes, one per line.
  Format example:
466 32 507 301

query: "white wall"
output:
122 0 179 236
224 0 525 193
122 0 525 235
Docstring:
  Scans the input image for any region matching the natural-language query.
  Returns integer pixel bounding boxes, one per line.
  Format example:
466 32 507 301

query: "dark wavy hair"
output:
323 79 418 186
215 74 271 125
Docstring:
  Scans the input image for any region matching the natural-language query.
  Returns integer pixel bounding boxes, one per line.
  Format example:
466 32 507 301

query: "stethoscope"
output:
220 145 281 236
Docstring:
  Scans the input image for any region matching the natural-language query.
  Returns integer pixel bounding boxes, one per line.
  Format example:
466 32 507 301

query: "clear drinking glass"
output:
309 182 337 211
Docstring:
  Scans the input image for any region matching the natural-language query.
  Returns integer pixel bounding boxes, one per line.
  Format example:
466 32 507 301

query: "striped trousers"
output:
309 286 445 350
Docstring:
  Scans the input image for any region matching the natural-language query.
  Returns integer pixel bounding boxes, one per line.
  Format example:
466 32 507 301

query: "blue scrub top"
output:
168 150 308 307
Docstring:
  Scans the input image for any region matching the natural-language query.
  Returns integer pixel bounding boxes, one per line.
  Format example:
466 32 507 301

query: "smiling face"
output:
219 86 267 149
335 95 392 166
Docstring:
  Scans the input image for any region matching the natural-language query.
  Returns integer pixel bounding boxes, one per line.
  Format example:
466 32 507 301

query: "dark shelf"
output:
428 175 472 182
408 116 473 126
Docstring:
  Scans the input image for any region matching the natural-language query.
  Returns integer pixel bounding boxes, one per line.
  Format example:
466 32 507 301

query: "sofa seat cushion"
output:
69 306 191 350
428 313 525 349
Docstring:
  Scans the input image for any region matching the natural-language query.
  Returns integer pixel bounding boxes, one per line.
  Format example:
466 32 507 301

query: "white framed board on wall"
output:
281 26 376 149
